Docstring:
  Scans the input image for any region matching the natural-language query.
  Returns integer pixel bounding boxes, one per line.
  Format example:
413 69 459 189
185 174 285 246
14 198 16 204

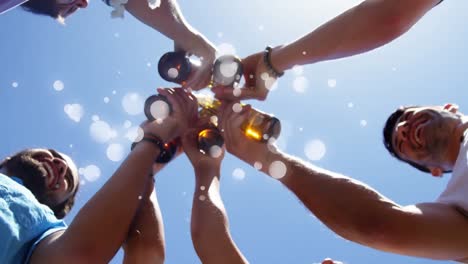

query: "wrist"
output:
194 164 221 176
189 33 216 61
260 147 291 180
263 46 285 78
250 143 279 171
269 45 290 73
142 119 178 143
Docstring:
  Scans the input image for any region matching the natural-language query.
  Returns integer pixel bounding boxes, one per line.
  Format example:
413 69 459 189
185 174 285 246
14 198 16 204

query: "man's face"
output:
56 0 88 18
391 105 461 171
4 148 79 207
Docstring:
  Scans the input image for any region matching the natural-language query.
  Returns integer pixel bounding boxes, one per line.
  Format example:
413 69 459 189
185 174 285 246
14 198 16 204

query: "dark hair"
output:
50 183 79 219
382 106 432 173
21 0 60 18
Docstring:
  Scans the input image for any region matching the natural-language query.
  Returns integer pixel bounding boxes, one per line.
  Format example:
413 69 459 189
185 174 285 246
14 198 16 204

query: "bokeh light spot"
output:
232 168 246 181
107 143 125 162
64 104 83 123
53 80 64 91
305 139 326 161
80 165 101 182
122 92 144 116
269 161 287 179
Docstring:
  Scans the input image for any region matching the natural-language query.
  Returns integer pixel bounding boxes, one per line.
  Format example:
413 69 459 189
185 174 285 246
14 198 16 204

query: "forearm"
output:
257 148 402 246
271 0 441 72
191 167 248 264
258 149 468 259
61 142 160 262
123 186 165 264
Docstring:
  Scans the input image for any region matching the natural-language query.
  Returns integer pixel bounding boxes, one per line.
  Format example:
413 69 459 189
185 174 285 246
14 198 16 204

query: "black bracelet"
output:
263 46 284 78
131 134 178 164
131 135 165 153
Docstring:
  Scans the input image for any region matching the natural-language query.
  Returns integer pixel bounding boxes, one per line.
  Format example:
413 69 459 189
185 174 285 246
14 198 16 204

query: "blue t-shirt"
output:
0 173 67 264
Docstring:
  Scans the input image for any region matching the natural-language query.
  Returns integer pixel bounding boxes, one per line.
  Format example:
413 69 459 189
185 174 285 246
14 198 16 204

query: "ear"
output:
429 167 443 177
443 103 459 114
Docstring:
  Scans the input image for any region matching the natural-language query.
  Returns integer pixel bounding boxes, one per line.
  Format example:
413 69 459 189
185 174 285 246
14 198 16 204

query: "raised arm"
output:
219 102 468 261
30 88 198 264
122 177 165 264
182 125 249 264
122 141 187 263
125 0 216 90
213 0 443 101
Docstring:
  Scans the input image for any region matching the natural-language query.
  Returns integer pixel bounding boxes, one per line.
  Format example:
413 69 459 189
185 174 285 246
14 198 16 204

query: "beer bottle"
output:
158 52 243 88
196 94 281 142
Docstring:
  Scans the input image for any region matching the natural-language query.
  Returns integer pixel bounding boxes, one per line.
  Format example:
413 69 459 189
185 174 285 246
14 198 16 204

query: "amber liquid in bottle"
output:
196 94 281 142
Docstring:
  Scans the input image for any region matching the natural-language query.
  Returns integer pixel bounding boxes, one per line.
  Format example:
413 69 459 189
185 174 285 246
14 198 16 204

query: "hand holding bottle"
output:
218 101 279 167
182 123 225 171
140 88 198 163
212 51 277 101
143 90 223 163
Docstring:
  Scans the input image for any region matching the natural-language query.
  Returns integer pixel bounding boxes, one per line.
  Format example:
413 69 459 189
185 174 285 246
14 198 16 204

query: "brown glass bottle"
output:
158 52 243 88
196 95 281 142
158 51 192 84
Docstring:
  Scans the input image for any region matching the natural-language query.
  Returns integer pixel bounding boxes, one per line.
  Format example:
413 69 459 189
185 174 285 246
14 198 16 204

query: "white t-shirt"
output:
0 0 28 14
437 134 468 215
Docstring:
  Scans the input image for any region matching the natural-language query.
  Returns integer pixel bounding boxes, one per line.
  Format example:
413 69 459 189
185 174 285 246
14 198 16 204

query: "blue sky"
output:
1 0 467 263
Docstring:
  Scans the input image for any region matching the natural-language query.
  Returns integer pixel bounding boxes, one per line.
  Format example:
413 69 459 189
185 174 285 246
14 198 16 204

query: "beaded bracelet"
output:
263 46 284 78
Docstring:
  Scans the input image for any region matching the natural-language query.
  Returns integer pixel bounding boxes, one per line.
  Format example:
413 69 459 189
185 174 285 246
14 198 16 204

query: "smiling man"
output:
218 101 468 262
384 104 468 213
